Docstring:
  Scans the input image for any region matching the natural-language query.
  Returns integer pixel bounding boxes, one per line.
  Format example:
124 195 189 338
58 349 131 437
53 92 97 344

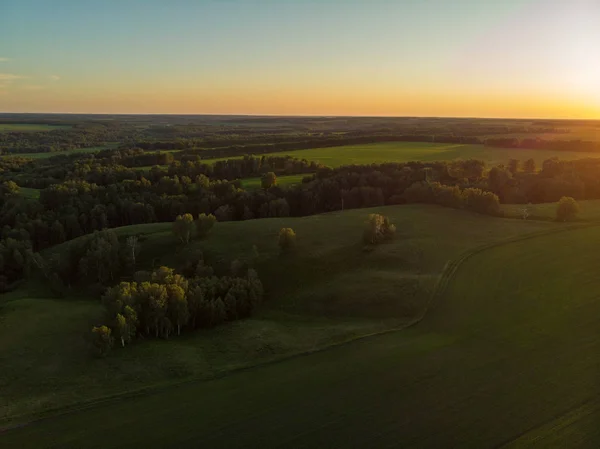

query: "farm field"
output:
4 222 600 448
240 173 309 190
502 199 600 221
0 124 70 133
0 205 557 422
199 142 600 168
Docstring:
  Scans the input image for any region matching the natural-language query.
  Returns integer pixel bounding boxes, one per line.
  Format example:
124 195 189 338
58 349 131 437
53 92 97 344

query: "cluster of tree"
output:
403 182 501 216
556 196 579 222
485 138 600 153
363 214 396 244
485 158 600 204
36 229 140 295
278 228 296 253
0 154 319 190
0 237 34 291
173 213 216 244
0 123 138 154
92 265 264 355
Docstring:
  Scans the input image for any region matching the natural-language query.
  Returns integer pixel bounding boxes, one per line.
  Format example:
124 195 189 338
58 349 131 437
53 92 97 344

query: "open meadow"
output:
197 141 600 168
4 217 600 447
0 205 558 424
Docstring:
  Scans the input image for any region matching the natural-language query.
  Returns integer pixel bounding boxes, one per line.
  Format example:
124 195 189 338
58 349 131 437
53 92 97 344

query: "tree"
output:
508 159 520 174
556 196 579 222
261 172 277 189
523 158 536 173
363 214 396 245
126 235 140 270
167 284 189 335
0 181 19 196
196 213 216 238
173 213 194 244
91 325 114 356
50 220 66 245
278 228 296 253
115 313 128 347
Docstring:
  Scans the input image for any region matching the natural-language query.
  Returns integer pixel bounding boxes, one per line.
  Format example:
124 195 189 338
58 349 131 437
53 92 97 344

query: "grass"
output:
1 144 118 160
17 187 41 200
198 142 600 168
240 173 310 190
501 199 600 221
0 205 557 424
0 124 70 133
5 222 600 447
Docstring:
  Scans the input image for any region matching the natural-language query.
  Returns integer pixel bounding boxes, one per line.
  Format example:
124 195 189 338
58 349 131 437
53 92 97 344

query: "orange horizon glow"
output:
2 0 600 120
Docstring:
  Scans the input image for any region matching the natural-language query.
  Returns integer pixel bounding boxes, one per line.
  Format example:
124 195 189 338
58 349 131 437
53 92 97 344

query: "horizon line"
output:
0 112 599 122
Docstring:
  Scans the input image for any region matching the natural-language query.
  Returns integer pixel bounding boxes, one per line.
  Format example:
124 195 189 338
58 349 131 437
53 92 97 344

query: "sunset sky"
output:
1 0 599 118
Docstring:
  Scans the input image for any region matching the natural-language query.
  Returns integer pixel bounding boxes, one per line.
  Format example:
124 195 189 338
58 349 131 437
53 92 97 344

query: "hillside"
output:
4 215 600 447
0 204 557 422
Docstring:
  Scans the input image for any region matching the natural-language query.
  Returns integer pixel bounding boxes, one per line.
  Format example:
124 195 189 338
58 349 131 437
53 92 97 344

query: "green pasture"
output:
17 187 41 200
199 142 600 168
0 205 556 424
502 199 600 221
5 219 600 447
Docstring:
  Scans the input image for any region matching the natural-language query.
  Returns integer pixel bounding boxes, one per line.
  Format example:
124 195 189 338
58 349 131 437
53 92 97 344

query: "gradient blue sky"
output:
1 0 599 117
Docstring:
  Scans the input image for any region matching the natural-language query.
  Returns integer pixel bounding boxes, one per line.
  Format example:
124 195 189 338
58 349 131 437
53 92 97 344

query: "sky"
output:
1 0 599 118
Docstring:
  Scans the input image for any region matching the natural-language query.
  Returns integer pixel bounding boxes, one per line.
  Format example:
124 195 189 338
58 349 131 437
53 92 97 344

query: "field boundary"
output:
2 222 598 433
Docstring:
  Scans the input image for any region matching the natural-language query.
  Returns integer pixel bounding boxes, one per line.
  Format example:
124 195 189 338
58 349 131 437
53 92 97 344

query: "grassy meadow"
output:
197 142 600 168
0 205 558 423
17 187 41 200
5 221 600 447
502 199 600 221
240 173 309 190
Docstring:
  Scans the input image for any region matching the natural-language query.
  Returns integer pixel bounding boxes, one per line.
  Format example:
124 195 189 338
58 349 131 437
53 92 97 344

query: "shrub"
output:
173 213 194 244
261 172 277 189
196 213 216 238
556 196 579 222
91 325 114 357
363 214 396 245
278 228 296 253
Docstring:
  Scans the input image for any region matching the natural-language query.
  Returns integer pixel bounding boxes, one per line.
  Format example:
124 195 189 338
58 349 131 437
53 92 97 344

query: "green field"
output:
5 219 600 447
0 205 558 425
0 124 70 133
198 142 600 168
240 173 310 190
502 199 600 221
17 187 41 199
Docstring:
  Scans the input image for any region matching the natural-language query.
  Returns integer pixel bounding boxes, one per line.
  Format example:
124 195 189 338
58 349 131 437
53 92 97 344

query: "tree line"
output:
485 138 600 153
